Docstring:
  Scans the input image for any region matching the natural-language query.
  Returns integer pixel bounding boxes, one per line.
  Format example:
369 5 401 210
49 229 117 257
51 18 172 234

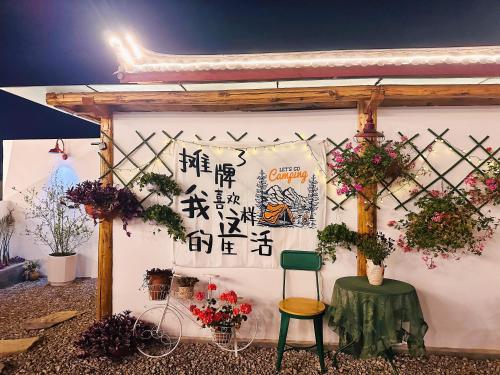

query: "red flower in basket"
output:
240 303 252 315
220 291 238 304
207 283 217 291
195 291 205 301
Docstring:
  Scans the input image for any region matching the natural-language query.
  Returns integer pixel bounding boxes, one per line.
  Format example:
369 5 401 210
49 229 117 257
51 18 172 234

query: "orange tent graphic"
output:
259 203 294 226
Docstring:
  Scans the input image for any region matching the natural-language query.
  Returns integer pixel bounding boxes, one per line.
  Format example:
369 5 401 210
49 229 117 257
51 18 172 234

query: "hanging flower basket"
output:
84 204 118 221
464 160 500 205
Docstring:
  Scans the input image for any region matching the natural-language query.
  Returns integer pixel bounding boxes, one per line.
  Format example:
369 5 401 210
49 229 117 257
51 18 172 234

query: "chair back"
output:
280 250 322 300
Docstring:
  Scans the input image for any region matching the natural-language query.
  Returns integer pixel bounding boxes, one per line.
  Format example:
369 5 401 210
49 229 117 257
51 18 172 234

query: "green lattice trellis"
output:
98 129 499 214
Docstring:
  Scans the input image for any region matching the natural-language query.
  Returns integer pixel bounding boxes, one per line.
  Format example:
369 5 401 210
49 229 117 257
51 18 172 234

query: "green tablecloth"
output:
327 276 428 359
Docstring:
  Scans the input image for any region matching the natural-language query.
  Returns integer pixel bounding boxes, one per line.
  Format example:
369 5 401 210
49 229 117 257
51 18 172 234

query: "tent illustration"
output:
259 203 294 226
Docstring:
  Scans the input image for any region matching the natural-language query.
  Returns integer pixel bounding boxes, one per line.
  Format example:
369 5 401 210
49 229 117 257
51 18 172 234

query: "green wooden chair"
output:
276 250 326 373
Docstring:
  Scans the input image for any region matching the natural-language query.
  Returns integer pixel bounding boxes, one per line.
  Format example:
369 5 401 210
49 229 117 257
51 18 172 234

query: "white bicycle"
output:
133 272 259 358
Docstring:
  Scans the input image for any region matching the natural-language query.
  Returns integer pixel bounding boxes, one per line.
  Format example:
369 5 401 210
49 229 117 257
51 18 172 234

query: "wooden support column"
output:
97 114 113 320
356 101 378 276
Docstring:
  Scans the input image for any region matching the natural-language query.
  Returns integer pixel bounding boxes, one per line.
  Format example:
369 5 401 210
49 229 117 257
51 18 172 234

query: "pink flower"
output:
431 212 446 223
486 146 493 153
335 156 345 163
353 145 362 154
429 190 441 197
387 220 397 227
388 150 397 159
353 183 363 192
372 155 382 165
400 135 409 142
464 174 478 187
409 188 420 196
344 142 353 150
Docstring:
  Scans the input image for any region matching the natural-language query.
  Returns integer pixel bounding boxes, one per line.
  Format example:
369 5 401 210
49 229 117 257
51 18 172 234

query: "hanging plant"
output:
329 137 415 197
464 159 500 205
394 190 497 269
316 223 358 262
142 204 186 242
65 180 143 237
136 172 182 197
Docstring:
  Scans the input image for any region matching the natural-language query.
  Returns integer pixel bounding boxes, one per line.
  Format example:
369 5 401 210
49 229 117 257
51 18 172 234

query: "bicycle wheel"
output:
133 306 182 358
211 311 259 354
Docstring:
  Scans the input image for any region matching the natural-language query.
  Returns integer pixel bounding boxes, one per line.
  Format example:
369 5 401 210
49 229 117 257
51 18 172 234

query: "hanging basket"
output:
366 260 385 286
210 326 233 345
177 286 195 300
147 274 172 300
84 204 117 220
384 161 403 180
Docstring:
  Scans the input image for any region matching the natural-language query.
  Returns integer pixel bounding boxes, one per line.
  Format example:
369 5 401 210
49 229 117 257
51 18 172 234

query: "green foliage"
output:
357 233 394 266
316 223 358 262
397 190 497 260
137 173 182 197
142 204 186 242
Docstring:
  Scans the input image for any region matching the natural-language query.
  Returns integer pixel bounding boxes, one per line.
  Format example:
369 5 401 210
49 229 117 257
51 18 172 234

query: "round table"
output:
327 276 428 361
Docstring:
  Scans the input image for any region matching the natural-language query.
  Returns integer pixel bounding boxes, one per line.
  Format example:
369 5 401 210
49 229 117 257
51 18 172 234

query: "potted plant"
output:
23 260 41 281
176 276 199 299
136 172 182 197
75 310 147 359
65 180 143 236
329 137 416 198
357 233 394 285
16 176 93 285
142 204 187 241
395 190 497 269
316 222 358 262
190 285 252 345
143 268 173 300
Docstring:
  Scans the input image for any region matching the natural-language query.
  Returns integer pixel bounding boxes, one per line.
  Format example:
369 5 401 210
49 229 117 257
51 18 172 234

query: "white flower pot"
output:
366 259 384 286
47 253 77 286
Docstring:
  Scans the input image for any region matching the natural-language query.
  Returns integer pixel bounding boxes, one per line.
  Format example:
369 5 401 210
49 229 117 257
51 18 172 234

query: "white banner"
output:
173 140 327 268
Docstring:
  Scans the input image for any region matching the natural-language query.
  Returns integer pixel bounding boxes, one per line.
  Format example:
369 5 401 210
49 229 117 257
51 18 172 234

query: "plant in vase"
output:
143 268 173 300
464 160 500 205
142 204 186 241
316 222 358 262
23 260 41 281
15 176 93 285
176 276 199 300
395 189 497 269
136 172 182 197
75 310 147 359
0 210 15 266
329 137 416 198
357 232 394 285
65 180 143 236
190 285 252 344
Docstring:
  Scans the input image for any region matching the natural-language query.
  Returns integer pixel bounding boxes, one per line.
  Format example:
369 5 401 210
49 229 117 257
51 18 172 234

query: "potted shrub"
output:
75 310 147 359
395 189 497 269
16 176 93 285
176 276 199 300
190 285 252 345
23 260 41 281
329 137 416 198
0 210 15 266
357 233 394 285
143 268 173 300
142 204 186 241
316 222 358 262
65 180 143 236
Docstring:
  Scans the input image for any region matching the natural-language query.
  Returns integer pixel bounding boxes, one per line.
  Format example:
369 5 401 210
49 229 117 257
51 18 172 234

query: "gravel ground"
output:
1 278 499 375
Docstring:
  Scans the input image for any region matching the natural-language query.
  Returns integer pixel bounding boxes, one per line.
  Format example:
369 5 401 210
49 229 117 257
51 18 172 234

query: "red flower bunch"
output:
190 285 252 329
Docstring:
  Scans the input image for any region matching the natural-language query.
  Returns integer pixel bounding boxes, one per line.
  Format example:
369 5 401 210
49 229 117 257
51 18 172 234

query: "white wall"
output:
112 108 500 350
2 138 99 277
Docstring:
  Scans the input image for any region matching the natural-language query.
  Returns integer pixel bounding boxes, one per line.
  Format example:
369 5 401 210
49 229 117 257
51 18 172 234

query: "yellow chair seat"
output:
279 297 326 317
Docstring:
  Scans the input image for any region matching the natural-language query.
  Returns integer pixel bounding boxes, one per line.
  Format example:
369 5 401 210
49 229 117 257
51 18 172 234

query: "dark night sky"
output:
1 0 500 150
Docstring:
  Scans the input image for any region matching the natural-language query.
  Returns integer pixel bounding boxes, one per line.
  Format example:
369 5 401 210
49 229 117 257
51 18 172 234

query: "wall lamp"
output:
48 139 68 160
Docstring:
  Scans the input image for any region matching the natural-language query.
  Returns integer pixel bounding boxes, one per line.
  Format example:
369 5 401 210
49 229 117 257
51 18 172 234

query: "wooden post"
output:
356 101 378 276
97 115 113 320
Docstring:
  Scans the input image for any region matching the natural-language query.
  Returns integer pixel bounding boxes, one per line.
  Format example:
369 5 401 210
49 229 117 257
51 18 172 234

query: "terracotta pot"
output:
148 274 171 300
28 271 40 281
366 259 384 286
84 205 116 220
47 253 77 286
177 286 194 300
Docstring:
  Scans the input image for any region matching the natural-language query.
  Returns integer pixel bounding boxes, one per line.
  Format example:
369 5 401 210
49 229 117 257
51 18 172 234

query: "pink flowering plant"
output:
395 190 497 268
190 285 252 331
464 160 500 206
329 137 415 197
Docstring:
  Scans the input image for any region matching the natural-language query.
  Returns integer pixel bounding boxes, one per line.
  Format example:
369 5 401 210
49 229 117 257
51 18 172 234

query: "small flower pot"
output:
177 286 194 300
211 326 233 345
47 253 77 286
148 274 171 300
366 259 384 286
27 271 40 281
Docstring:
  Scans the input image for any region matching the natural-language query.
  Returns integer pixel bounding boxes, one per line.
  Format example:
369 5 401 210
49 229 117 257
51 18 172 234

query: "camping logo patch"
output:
255 167 320 228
